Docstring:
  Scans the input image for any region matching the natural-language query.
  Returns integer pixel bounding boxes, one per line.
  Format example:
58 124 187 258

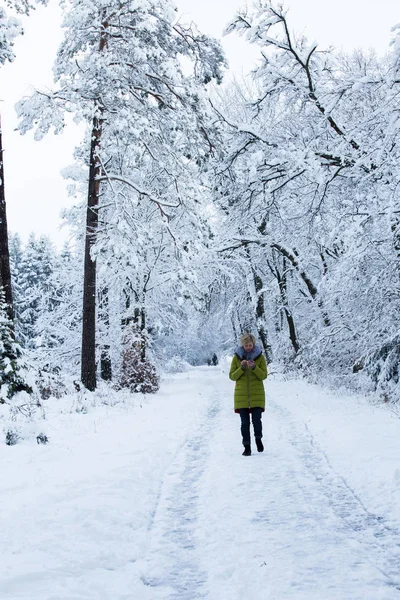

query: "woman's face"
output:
243 341 254 352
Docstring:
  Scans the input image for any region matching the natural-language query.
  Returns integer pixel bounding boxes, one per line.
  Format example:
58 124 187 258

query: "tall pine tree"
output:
17 0 225 390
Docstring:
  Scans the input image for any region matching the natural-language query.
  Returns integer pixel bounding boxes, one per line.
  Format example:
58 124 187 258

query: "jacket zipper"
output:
247 367 251 409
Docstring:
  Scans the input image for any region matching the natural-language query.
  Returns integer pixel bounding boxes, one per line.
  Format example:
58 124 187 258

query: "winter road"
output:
1 367 400 599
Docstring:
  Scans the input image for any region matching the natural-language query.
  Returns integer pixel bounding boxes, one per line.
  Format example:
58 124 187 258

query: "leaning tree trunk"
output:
268 255 300 354
0 111 14 322
272 243 331 327
277 258 300 354
244 244 273 360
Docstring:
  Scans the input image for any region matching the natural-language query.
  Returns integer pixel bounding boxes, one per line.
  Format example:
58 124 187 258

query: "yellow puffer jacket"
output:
229 350 268 411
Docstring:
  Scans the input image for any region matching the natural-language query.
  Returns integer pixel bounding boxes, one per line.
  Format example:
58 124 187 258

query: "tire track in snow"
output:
269 397 400 592
137 383 221 599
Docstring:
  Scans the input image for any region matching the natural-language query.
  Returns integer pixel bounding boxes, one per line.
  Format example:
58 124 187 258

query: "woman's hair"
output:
240 333 256 346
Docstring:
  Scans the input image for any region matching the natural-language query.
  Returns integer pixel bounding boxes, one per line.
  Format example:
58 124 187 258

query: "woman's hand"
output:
241 360 248 369
247 360 255 369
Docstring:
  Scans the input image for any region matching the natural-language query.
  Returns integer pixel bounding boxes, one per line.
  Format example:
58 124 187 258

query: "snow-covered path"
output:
1 368 400 599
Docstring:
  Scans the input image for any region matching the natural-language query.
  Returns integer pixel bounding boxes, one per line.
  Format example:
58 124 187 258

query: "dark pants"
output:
238 408 263 446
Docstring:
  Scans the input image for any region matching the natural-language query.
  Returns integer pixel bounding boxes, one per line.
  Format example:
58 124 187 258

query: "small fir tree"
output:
16 234 55 347
0 290 32 403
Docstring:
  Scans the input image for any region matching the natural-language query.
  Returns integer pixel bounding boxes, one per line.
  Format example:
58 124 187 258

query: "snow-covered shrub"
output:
0 387 47 445
163 356 191 374
36 366 67 400
5 428 20 446
119 327 159 393
366 336 400 402
70 392 89 414
120 346 160 393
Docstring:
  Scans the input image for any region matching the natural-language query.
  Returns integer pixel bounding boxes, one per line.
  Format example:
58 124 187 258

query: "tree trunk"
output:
231 314 239 342
140 307 146 361
0 112 14 322
80 20 108 391
272 243 331 327
122 280 147 360
80 111 103 390
133 304 147 361
122 278 134 329
99 286 112 381
277 259 300 354
253 270 273 362
268 256 300 354
100 348 112 381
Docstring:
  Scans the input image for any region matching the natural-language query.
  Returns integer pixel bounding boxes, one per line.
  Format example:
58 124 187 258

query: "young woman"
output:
229 333 268 456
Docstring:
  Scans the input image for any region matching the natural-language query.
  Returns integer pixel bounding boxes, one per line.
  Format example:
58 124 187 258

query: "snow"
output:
1 367 400 599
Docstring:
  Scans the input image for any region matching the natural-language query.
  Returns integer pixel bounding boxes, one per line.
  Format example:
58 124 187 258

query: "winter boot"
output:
242 444 251 456
255 438 264 453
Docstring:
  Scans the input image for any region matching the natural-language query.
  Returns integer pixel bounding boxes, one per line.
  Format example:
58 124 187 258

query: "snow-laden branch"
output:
227 2 363 157
97 174 181 211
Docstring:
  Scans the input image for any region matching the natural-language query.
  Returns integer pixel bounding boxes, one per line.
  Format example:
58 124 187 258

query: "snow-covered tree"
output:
0 8 22 320
0 290 32 403
15 234 55 347
1 0 48 321
33 241 82 367
0 0 48 401
207 1 400 398
16 0 225 390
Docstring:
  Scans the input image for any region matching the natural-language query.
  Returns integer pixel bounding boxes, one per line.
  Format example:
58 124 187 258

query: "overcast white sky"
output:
0 0 399 247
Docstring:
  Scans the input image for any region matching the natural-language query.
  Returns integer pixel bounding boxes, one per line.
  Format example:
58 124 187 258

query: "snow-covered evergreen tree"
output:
33 240 82 365
0 290 32 403
15 234 55 348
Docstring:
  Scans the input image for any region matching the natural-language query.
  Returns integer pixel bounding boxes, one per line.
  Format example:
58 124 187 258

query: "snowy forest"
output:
3 2 400 598
1 0 400 409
